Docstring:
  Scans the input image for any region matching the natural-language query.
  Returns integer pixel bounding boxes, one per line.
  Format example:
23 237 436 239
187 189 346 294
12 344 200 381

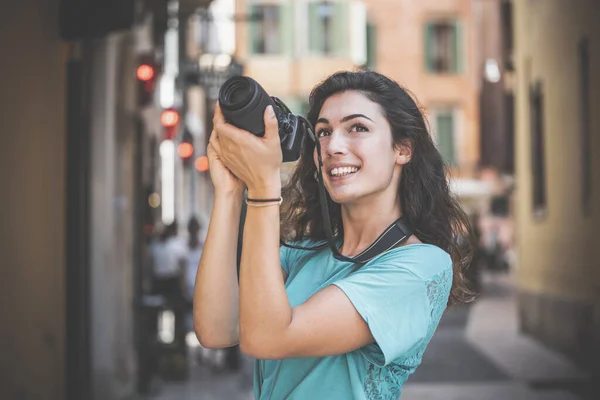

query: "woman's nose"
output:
325 131 348 157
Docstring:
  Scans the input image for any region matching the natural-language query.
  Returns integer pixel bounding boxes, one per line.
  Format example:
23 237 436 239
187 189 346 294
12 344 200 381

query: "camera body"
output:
218 76 305 162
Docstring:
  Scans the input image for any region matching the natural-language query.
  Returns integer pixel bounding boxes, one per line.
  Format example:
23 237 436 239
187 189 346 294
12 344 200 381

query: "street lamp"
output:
184 52 243 151
187 52 244 99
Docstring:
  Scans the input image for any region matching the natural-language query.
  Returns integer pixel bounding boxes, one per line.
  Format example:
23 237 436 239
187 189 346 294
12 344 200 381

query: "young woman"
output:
194 70 473 399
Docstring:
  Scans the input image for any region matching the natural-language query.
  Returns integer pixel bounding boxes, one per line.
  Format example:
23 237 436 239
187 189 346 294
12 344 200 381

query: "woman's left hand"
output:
213 102 283 198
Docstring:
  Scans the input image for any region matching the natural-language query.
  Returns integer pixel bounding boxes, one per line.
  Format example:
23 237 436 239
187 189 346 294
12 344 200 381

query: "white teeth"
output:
330 167 359 177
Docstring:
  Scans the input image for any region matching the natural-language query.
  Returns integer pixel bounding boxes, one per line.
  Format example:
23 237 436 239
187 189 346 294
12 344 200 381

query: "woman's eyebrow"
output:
340 114 373 123
316 114 373 125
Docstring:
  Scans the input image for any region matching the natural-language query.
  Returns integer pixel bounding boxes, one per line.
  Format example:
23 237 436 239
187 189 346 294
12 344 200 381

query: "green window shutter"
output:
249 4 259 55
308 3 324 54
436 112 455 164
332 2 348 56
453 22 462 73
280 3 293 57
425 23 435 72
366 22 377 69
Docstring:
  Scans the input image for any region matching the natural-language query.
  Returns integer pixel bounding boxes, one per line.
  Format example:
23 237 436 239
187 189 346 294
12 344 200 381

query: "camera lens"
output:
220 79 253 110
219 76 275 137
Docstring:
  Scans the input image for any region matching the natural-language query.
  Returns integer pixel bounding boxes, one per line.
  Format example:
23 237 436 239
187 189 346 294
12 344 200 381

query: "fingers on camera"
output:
213 102 225 125
209 132 222 153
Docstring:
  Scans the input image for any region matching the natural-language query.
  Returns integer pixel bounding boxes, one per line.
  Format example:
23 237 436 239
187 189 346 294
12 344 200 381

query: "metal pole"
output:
178 2 191 219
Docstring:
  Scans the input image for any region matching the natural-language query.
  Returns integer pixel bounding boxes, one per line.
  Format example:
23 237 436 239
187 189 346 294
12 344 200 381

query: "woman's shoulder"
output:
280 238 328 254
366 243 452 281
279 239 326 268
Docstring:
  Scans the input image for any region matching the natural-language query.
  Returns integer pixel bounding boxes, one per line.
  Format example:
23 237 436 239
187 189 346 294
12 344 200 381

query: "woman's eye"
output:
350 123 368 133
316 129 331 138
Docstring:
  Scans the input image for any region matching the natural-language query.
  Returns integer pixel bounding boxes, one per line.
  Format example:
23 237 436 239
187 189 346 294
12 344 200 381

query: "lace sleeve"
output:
426 268 453 327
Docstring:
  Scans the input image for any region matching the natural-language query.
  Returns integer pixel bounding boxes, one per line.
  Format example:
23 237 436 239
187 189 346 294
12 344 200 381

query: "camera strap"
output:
281 120 413 265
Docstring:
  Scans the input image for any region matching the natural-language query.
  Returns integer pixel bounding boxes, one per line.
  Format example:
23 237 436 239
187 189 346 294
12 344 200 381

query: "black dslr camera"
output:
218 76 306 162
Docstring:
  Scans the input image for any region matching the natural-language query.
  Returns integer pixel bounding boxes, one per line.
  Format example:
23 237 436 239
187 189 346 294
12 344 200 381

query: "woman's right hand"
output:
207 130 245 196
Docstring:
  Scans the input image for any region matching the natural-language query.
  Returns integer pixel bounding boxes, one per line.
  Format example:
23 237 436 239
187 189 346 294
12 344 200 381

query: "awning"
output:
450 178 495 199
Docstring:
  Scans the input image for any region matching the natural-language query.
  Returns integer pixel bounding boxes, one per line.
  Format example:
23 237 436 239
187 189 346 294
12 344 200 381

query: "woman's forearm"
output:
193 192 243 348
238 192 292 356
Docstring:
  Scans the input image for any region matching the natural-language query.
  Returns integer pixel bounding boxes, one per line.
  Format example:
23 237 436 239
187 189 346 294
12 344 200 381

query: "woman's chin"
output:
328 189 360 205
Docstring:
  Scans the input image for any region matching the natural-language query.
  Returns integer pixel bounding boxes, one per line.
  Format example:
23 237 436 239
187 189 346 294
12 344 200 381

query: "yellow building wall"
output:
514 0 600 300
513 0 600 368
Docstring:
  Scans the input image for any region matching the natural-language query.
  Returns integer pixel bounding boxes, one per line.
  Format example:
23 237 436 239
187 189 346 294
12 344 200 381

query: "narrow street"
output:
147 273 592 400
142 356 255 400
402 273 591 400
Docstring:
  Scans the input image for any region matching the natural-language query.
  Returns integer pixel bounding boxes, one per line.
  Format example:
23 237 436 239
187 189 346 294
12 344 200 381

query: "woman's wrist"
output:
214 188 245 204
247 184 281 200
246 173 282 199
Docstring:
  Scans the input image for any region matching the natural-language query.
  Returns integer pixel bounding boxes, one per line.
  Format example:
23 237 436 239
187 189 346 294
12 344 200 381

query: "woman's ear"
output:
394 140 412 166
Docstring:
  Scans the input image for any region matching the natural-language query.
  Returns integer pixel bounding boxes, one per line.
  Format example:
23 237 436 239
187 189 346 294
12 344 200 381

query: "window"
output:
425 20 462 73
579 37 591 214
365 22 377 69
500 0 514 71
529 81 547 214
308 1 347 56
249 4 281 54
432 108 457 165
505 92 515 173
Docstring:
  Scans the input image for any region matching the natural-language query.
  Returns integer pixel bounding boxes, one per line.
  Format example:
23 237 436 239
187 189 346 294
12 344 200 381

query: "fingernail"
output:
267 105 275 118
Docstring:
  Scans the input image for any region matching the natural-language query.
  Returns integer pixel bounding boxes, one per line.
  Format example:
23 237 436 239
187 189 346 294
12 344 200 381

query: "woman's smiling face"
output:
313 90 404 205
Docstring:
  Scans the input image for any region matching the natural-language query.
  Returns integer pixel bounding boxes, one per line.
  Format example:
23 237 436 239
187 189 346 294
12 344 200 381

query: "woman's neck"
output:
339 192 402 257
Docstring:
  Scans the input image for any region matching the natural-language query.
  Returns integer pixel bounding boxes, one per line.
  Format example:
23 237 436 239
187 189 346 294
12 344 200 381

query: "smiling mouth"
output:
328 166 360 177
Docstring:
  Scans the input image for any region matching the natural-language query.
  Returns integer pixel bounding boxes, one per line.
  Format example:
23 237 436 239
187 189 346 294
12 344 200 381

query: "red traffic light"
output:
195 156 209 172
177 142 194 159
161 110 179 128
136 64 155 82
164 126 177 141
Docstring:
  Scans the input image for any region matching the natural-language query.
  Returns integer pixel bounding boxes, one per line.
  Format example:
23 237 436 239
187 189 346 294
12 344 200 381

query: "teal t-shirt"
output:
254 240 453 399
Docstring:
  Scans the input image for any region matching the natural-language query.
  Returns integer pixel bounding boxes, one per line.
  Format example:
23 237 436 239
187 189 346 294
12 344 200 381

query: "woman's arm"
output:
193 191 243 349
238 185 290 353
238 198 375 360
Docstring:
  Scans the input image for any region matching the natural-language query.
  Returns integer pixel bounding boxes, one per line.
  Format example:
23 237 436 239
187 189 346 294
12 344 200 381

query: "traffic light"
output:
178 130 194 168
195 156 209 172
161 109 180 140
137 55 158 107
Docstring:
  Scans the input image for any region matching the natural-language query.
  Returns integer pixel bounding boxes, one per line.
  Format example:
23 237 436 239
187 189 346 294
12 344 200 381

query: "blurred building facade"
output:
234 0 480 178
465 0 517 278
365 0 481 177
474 0 515 175
512 0 600 376
234 0 364 113
0 2 69 399
0 0 217 399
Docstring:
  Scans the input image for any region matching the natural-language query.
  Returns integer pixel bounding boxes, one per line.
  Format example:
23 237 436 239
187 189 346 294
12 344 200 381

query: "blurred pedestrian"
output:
184 216 204 304
150 221 187 299
194 71 474 398
149 221 189 377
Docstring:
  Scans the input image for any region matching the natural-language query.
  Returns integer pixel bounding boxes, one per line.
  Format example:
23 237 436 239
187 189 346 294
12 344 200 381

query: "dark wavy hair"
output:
280 70 475 305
